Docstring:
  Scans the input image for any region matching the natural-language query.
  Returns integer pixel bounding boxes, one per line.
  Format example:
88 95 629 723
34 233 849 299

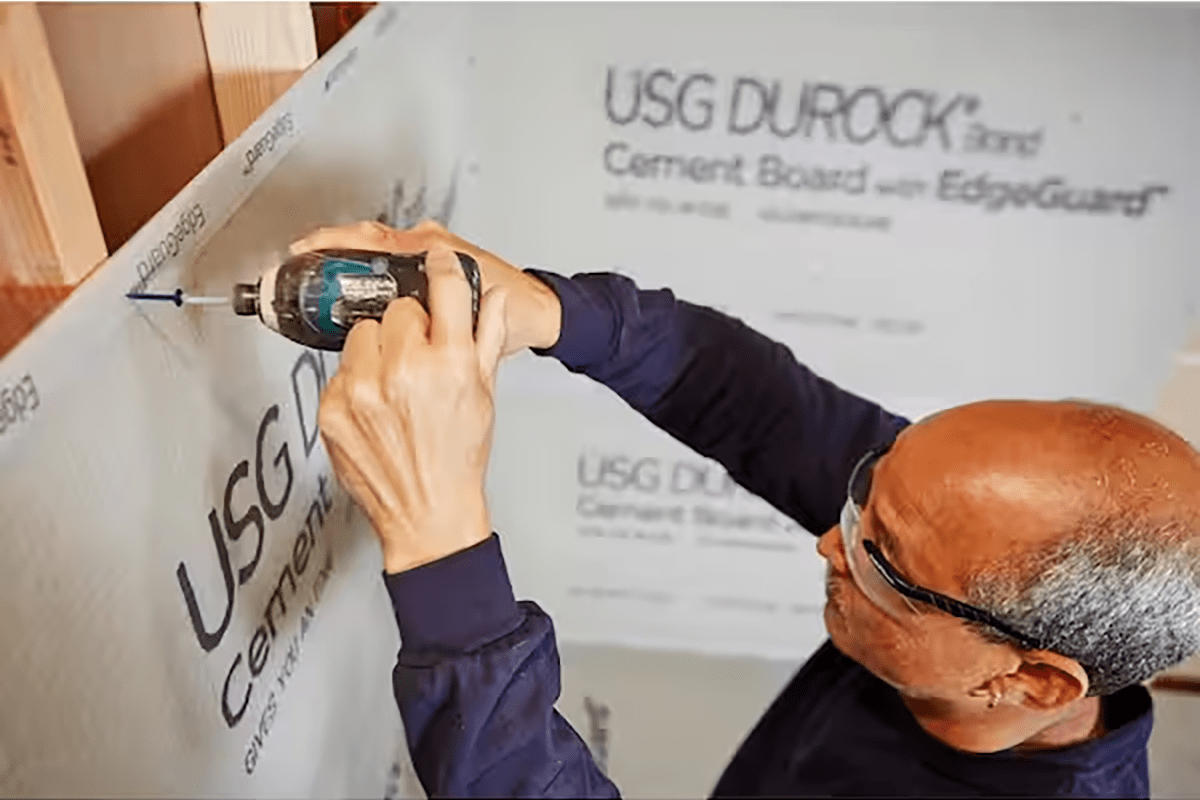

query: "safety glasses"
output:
839 443 1046 651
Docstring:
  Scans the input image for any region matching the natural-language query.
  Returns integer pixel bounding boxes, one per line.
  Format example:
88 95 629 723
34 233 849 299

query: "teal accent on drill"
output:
317 258 373 334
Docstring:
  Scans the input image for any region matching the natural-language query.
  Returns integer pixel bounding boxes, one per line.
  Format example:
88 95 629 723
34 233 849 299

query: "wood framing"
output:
1150 675 1200 695
0 1 369 357
39 2 224 253
312 2 377 56
199 2 318 145
0 2 105 286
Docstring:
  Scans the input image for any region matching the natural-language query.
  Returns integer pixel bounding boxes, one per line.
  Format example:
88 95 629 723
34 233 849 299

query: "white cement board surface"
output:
461 4 1200 661
5 5 1200 798
0 5 468 797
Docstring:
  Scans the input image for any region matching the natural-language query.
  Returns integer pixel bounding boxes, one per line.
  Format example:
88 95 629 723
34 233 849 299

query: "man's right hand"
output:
289 220 562 357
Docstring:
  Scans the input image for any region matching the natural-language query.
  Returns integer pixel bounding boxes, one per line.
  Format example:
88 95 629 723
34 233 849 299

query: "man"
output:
297 220 1200 797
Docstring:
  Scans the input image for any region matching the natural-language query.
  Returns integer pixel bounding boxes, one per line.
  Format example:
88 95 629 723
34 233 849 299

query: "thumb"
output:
475 285 508 387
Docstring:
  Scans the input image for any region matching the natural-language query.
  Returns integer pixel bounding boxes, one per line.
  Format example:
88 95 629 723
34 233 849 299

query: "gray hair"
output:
964 512 1200 696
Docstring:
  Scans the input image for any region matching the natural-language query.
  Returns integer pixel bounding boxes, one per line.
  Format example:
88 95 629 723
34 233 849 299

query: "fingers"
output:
290 220 396 255
339 318 383 385
379 296 428 378
319 365 403 529
424 246 475 349
289 219 452 256
411 219 447 236
475 286 508 386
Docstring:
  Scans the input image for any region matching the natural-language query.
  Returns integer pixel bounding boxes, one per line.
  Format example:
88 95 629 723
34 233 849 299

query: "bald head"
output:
876 400 1200 575
921 399 1199 504
871 399 1200 695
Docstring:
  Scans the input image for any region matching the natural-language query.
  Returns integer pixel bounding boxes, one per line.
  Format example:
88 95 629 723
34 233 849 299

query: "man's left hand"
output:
318 246 508 574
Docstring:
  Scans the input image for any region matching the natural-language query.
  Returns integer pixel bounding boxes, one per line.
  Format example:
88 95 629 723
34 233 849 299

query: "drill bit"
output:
126 289 228 307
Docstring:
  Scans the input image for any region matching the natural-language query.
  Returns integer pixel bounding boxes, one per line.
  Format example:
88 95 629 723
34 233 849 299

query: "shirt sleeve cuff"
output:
383 534 523 654
524 268 618 370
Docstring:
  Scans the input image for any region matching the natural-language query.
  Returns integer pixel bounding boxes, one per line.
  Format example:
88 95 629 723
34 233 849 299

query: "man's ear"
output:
1002 650 1090 711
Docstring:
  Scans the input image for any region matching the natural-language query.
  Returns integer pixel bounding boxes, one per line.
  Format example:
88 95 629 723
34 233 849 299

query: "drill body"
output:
232 248 481 351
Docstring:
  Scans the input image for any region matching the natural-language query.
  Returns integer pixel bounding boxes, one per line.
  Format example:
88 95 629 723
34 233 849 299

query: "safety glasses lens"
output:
840 493 920 619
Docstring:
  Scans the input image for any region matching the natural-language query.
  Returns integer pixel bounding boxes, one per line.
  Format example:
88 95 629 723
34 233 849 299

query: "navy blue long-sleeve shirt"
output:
382 271 1154 798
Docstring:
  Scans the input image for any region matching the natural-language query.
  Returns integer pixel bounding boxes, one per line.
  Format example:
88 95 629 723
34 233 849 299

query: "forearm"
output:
386 535 619 798
645 302 908 534
527 271 909 534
